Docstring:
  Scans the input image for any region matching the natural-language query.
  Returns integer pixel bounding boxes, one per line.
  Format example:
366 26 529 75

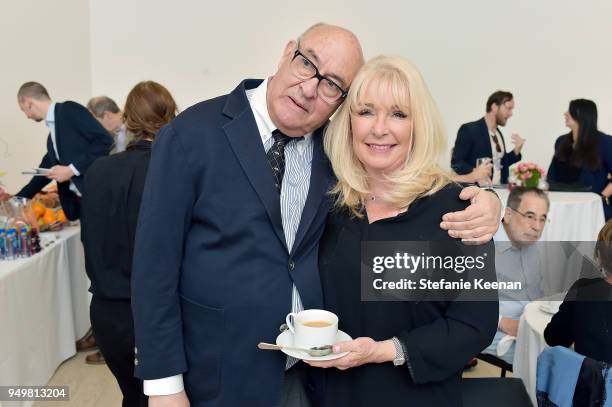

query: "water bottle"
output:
0 228 6 260
20 227 31 258
7 228 18 260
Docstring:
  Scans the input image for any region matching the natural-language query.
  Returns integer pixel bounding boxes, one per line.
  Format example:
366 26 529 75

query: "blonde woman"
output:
307 56 498 406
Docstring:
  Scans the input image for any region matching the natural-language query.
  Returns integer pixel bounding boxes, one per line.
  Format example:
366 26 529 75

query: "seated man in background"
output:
452 91 525 185
87 96 131 153
482 187 549 363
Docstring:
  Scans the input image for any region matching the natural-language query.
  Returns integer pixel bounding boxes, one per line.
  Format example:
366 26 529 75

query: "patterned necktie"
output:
266 130 292 192
491 131 502 153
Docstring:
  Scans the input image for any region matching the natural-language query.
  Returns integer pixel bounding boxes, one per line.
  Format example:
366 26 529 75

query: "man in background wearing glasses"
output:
482 186 549 364
131 23 502 407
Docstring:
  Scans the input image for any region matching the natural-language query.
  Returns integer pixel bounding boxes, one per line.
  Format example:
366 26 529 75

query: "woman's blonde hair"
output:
324 55 451 216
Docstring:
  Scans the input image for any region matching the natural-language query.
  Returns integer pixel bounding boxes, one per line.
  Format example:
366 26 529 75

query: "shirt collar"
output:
493 222 515 254
45 102 56 127
246 78 312 151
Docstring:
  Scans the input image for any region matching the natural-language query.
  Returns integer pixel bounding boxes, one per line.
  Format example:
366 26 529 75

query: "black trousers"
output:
90 296 148 407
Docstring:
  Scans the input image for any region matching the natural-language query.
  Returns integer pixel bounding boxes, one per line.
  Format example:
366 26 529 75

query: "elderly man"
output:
483 187 549 364
87 96 131 153
132 23 502 407
452 91 525 185
15 82 112 219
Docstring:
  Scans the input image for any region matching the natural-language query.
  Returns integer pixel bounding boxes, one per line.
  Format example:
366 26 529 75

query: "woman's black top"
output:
544 278 612 363
318 184 499 407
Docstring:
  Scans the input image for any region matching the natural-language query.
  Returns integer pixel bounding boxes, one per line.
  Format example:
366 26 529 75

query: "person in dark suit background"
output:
451 90 525 184
15 82 113 220
131 23 503 407
81 81 178 407
544 220 612 363
547 99 612 220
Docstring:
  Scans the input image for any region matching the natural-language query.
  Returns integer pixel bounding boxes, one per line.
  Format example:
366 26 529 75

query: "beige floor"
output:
35 353 508 406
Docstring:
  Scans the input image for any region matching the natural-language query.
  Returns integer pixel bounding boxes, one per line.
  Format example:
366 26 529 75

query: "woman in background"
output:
544 220 612 363
547 99 612 219
81 81 177 407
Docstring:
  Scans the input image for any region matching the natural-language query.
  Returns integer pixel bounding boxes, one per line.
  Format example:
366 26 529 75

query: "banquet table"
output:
493 188 606 241
0 226 90 407
513 301 557 406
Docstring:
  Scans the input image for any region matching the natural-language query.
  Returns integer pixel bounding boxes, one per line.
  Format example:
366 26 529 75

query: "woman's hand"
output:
305 338 395 370
602 182 612 204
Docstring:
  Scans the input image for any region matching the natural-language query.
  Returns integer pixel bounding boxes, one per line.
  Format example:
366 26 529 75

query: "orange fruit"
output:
32 202 46 218
43 208 56 224
56 210 67 223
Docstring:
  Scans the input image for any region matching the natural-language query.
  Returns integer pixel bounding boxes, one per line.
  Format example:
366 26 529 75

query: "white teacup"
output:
285 309 338 349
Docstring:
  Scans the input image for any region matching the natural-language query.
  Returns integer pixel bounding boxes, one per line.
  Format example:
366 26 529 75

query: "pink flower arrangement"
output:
511 162 546 188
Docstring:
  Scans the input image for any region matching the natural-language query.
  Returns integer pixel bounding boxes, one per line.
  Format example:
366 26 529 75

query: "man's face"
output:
493 99 514 126
92 111 122 133
18 97 44 122
267 26 363 137
504 193 549 245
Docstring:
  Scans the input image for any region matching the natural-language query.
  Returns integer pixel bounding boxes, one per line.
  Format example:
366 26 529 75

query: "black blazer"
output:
544 278 612 363
131 80 336 406
16 101 113 220
81 140 152 300
451 117 521 184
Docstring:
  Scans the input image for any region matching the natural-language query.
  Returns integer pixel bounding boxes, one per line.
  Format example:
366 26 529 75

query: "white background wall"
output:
0 0 92 191
2 0 611 191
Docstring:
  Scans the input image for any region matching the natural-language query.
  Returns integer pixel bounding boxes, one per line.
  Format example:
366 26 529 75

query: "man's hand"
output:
305 338 394 370
149 391 190 407
472 162 493 185
440 186 501 244
511 133 525 154
499 317 519 337
46 165 75 183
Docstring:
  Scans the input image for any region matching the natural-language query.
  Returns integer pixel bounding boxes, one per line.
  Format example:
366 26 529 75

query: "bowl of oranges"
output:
31 200 68 232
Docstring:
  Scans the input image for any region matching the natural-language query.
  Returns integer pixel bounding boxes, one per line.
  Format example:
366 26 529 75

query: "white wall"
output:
3 0 610 190
88 0 612 173
0 0 92 191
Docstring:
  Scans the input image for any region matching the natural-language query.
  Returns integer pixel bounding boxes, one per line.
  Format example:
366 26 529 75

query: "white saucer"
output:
276 329 352 361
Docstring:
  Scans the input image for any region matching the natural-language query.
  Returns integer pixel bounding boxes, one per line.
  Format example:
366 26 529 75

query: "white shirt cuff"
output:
143 374 184 396
69 164 80 176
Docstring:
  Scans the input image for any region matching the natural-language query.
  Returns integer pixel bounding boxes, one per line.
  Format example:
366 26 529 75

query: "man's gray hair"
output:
87 96 120 118
17 82 50 101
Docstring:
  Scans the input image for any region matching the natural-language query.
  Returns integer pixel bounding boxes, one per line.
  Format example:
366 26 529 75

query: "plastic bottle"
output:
20 227 31 258
6 228 17 260
0 228 6 260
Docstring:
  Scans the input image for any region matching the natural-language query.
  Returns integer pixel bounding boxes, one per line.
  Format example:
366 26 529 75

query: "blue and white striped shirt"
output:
247 78 313 316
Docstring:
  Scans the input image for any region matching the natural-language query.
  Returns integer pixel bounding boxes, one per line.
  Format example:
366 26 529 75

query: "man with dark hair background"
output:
452 90 525 184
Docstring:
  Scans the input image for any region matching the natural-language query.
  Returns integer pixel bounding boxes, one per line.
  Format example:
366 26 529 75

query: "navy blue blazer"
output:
16 101 113 219
451 117 521 184
131 79 336 406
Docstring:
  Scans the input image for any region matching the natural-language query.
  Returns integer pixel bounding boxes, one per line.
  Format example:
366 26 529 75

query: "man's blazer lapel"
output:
222 80 288 251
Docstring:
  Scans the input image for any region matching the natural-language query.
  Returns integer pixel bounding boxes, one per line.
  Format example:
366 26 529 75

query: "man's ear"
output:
503 207 512 223
278 40 296 70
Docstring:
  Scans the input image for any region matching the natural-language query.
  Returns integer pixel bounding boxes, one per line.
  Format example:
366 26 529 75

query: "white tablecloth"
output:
0 226 90 407
513 301 556 406
494 188 606 241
